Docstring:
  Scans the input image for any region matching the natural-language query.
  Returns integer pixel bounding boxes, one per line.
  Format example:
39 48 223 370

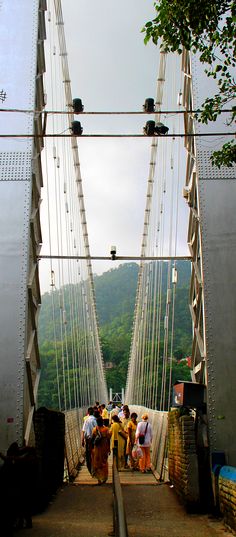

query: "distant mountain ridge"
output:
38 261 192 405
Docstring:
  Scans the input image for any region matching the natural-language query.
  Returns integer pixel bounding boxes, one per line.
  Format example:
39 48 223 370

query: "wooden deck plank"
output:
74 455 158 485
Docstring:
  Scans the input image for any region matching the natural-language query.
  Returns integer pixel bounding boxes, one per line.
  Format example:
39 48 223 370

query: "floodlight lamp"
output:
110 245 117 260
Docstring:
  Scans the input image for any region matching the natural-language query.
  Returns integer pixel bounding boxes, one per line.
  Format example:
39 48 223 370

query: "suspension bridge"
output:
0 1 236 535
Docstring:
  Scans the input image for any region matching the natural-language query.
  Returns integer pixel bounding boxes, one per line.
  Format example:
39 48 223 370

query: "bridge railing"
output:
113 454 129 537
64 408 86 479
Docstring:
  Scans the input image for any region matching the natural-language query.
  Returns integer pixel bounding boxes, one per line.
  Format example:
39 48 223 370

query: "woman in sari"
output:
110 414 126 470
91 417 111 485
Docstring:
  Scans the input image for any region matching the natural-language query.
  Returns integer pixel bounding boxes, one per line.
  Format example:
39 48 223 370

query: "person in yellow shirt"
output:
110 415 126 470
101 403 109 427
121 408 130 468
127 412 138 469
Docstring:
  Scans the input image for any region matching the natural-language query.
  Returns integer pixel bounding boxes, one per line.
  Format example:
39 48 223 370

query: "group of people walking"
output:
81 402 153 485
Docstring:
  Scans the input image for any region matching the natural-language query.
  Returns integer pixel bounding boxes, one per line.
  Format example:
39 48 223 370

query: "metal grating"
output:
0 152 32 181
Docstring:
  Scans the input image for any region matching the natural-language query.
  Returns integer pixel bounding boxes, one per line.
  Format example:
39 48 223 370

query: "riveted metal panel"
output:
0 152 32 181
0 181 31 446
198 179 236 463
190 54 236 465
0 0 42 452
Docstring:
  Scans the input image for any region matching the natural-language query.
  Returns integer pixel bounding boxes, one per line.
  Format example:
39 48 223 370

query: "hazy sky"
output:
62 0 161 263
40 0 189 291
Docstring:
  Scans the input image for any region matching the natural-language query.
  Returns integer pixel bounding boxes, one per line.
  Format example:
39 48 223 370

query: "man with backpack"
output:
81 407 97 474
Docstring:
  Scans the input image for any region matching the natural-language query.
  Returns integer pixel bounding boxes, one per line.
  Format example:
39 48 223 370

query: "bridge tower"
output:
182 50 236 466
0 0 46 451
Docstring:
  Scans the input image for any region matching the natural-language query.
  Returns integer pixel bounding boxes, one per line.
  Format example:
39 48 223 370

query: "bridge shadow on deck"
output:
16 459 232 537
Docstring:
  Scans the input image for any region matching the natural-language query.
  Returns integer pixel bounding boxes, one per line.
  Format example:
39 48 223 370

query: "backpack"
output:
139 434 145 445
138 423 148 445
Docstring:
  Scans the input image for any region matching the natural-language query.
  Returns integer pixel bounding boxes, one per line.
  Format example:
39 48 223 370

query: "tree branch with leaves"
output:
142 0 236 167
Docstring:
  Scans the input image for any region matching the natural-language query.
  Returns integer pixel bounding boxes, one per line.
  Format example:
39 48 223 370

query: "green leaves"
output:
211 140 236 168
142 0 236 167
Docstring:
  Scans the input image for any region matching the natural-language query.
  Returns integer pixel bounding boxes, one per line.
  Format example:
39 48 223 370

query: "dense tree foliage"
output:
38 262 192 407
142 0 236 167
94 263 139 324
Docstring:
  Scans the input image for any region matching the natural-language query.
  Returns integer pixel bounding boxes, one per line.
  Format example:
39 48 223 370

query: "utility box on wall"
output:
172 381 206 408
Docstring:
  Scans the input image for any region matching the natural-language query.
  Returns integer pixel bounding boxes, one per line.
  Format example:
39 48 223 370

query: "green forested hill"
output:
94 263 139 324
38 263 139 344
97 261 192 391
38 261 192 406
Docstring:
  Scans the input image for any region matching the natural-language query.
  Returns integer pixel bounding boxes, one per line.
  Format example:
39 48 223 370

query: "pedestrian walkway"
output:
16 457 233 537
123 484 233 537
74 454 158 485
17 477 233 537
16 482 114 537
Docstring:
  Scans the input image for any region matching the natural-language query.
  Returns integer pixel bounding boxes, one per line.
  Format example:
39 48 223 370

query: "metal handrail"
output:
112 454 129 537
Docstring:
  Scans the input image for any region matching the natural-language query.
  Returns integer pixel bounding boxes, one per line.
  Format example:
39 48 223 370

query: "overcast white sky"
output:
40 0 189 291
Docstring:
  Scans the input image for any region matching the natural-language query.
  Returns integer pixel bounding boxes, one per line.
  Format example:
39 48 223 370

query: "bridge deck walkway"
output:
74 453 158 485
17 460 232 537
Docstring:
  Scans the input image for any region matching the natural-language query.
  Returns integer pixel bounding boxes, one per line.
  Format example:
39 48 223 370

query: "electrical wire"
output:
0 107 232 115
0 132 233 138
